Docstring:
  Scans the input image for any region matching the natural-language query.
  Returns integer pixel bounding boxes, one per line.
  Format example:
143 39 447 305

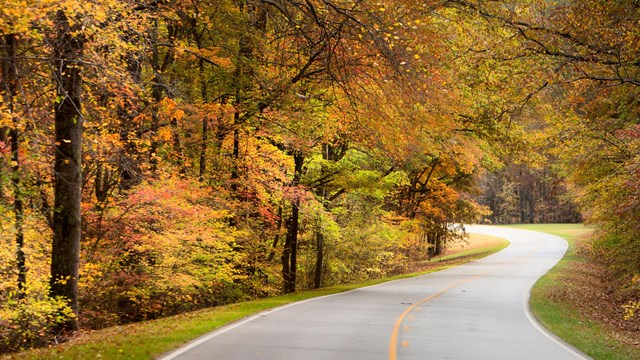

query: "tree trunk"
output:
434 224 444 256
313 143 330 289
2 34 27 295
0 128 6 203
267 205 283 262
282 151 304 293
229 124 240 227
149 17 163 174
518 169 526 223
230 125 240 192
10 126 26 296
94 162 111 203
50 10 84 331
170 115 187 176
117 29 143 190
281 204 298 293
0 37 6 204
198 59 208 180
313 230 324 289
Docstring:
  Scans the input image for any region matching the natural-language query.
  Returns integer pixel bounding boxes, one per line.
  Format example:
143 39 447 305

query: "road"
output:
160 225 589 360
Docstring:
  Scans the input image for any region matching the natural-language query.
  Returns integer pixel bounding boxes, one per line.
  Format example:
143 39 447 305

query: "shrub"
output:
0 283 75 354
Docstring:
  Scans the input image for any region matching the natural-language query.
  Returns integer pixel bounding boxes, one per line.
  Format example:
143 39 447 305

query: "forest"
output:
0 0 638 353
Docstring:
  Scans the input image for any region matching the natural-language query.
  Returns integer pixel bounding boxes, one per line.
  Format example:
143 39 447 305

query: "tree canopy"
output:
1 0 638 351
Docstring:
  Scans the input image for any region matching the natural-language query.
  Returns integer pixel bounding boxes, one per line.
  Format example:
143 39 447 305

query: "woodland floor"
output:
536 231 640 356
557 245 640 349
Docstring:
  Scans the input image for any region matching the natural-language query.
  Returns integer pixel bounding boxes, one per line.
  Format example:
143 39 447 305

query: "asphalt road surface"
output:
160 225 589 360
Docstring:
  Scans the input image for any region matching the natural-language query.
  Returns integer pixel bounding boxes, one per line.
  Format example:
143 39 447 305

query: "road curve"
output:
160 225 589 360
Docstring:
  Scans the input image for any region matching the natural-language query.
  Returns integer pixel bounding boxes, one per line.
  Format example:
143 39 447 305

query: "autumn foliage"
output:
1 0 638 354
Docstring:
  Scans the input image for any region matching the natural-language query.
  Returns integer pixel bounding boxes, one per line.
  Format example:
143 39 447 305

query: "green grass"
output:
509 224 640 360
2 235 508 360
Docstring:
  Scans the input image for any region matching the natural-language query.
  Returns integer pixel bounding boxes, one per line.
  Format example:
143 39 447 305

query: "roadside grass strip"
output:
511 224 640 360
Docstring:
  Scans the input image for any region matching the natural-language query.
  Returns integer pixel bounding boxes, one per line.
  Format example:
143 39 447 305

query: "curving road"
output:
160 225 590 360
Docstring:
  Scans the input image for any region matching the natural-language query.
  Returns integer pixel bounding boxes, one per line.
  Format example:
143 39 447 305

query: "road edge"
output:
523 280 591 360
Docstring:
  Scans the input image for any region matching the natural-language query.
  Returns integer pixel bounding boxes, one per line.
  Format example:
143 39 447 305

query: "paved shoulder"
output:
160 225 589 360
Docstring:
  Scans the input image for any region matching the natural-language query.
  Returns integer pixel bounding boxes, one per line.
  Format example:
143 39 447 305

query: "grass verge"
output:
508 224 640 360
1 234 508 360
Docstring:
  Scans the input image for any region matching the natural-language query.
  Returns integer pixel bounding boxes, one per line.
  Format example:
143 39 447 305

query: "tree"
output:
1 33 26 296
48 8 85 331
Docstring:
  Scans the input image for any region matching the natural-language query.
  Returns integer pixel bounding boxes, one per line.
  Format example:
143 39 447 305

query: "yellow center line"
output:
388 274 484 360
388 237 545 360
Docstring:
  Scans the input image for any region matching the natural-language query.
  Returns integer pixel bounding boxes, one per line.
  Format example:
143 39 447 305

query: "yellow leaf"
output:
174 109 185 121
157 127 172 141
